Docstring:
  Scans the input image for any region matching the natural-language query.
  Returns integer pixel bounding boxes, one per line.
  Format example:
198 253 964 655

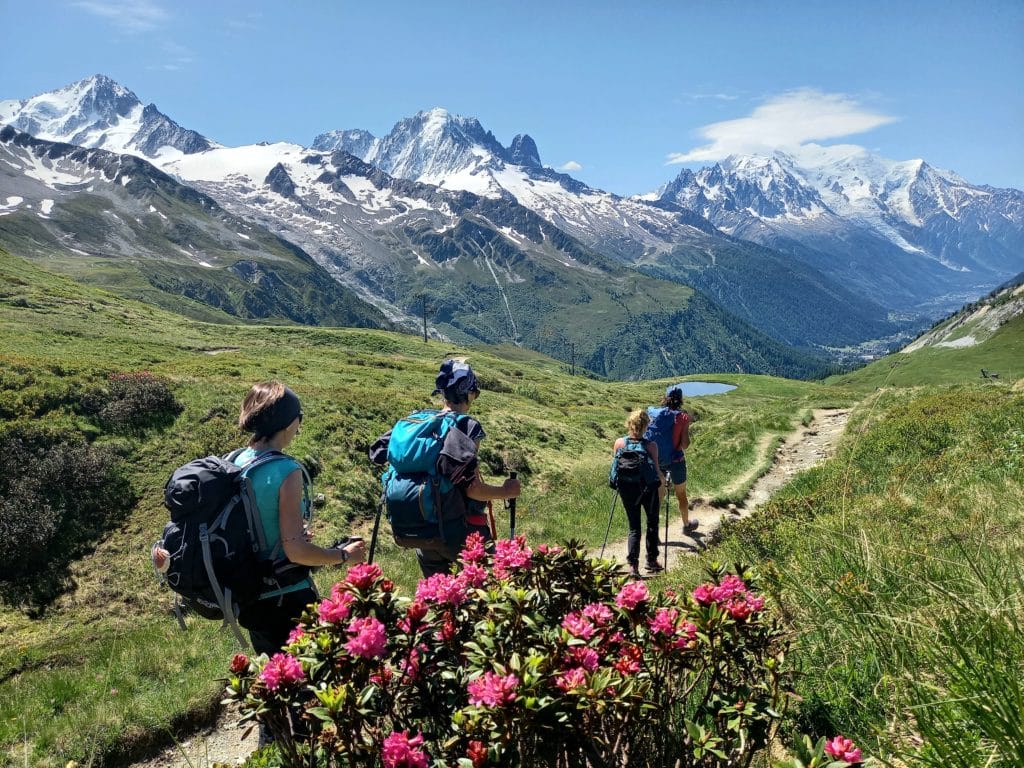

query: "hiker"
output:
610 409 664 578
372 359 521 577
233 381 366 654
646 386 694 534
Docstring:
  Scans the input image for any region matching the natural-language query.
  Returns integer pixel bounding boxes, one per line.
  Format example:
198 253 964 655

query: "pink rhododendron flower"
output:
692 584 715 605
649 607 680 636
726 599 753 620
561 612 596 640
746 594 766 613
493 535 532 580
460 532 488 564
711 575 747 603
459 563 488 589
370 666 394 686
230 653 249 674
415 573 468 606
467 671 520 707
381 578 395 593
613 644 643 675
260 653 304 691
346 562 383 591
824 735 863 763
345 616 388 659
616 580 650 610
555 666 588 692
382 730 429 768
673 621 698 649
399 600 429 633
536 543 562 556
567 646 600 671
437 616 458 643
582 603 613 626
400 647 422 682
286 626 306 645
318 590 354 624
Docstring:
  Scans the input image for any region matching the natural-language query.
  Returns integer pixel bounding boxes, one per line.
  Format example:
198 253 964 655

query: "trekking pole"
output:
663 478 671 567
600 490 619 559
368 499 383 565
507 471 518 539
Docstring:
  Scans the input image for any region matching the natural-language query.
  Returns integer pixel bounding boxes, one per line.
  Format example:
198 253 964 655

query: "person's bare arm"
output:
278 470 366 566
465 474 521 502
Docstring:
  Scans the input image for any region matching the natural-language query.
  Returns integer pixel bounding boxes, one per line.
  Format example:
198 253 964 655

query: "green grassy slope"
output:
0 247 852 765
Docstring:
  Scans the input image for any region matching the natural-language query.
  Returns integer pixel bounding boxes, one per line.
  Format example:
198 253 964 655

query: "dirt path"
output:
601 408 850 571
133 408 850 766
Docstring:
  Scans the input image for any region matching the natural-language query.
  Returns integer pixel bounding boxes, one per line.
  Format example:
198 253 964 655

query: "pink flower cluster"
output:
286 625 306 645
318 585 354 624
345 616 388 659
582 602 613 625
648 607 698 649
467 671 520 707
460 562 488 589
692 575 766 620
346 562 383 591
824 735 863 763
615 580 650 610
493 535 532 580
460 532 488 564
398 601 429 633
555 666 588 692
382 730 429 768
260 652 305 691
561 611 596 640
415 572 468 606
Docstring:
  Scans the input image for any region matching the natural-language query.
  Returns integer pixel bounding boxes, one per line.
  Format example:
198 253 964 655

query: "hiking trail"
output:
602 408 850 571
132 408 849 767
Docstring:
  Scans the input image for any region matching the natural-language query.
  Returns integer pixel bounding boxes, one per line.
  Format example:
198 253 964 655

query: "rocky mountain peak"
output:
507 134 541 168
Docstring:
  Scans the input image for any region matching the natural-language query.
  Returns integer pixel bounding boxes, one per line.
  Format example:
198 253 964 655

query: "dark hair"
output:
239 381 302 437
661 389 683 409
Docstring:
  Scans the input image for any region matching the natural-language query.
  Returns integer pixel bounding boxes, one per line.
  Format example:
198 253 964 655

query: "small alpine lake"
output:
672 381 737 397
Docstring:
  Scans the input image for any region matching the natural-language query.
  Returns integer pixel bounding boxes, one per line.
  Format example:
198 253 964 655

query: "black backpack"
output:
154 449 310 646
609 438 660 491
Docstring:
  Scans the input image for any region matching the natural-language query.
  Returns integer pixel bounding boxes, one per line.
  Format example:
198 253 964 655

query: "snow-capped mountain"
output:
0 74 213 158
655 146 1024 313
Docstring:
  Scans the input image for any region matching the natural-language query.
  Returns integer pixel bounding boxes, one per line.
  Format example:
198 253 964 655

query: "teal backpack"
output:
381 409 472 554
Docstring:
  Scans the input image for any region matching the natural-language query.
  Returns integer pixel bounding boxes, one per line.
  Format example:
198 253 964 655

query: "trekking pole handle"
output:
508 471 518 539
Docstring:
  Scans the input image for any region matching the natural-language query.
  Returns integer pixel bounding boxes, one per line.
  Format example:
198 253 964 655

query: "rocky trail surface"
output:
132 409 850 767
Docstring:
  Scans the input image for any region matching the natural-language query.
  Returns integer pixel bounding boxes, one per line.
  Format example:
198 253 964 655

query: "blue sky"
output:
2 0 1022 194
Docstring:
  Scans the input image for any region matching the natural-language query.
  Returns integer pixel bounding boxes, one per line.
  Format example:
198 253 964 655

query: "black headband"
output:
250 387 302 437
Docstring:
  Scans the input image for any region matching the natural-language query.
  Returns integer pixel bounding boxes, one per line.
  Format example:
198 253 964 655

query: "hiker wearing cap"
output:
645 386 694 534
371 360 521 577
233 381 366 654
610 409 664 578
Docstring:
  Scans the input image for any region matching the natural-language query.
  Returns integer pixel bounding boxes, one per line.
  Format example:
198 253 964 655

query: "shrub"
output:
79 371 183 434
0 423 134 595
226 540 799 767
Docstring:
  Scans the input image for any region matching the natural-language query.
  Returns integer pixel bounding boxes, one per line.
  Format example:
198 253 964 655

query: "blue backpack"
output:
381 410 473 554
609 437 660 490
644 406 681 466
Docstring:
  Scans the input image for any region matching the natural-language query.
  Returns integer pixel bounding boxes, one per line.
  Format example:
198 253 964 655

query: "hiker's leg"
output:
643 489 660 565
416 547 453 578
620 486 643 567
240 587 318 656
669 462 689 524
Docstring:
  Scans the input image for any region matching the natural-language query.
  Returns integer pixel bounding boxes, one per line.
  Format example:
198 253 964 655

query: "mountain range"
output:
2 75 1021 378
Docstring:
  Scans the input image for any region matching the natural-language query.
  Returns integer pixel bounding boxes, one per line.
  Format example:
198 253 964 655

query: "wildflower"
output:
613 644 642 675
382 730 429 768
467 671 520 707
370 666 394 686
673 621 698 649
582 602 613 626
649 607 680 636
493 535 532 580
230 653 249 674
346 562 383 591
555 666 588 692
536 543 562 556
566 646 600 671
381 578 395 593
691 583 714 605
460 532 488 564
459 562 488 589
286 626 306 645
345 616 388 659
438 616 458 643
400 647 422 682
711 574 747 603
260 653 305 691
318 590 354 624
615 580 650 610
824 735 863 764
467 740 488 768
726 599 753 620
399 601 429 633
561 612 596 640
415 573 468 606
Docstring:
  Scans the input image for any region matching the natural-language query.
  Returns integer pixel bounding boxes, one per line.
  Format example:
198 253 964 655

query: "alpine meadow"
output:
2 4 1024 765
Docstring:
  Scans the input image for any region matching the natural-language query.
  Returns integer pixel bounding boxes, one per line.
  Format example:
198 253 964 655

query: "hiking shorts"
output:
659 460 687 485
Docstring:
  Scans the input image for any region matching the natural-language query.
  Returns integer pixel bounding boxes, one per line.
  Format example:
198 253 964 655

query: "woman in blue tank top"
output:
234 381 366 655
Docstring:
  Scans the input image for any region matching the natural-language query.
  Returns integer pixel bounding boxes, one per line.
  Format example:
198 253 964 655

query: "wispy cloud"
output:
558 160 583 172
146 41 195 71
683 92 739 101
667 89 898 164
72 0 168 32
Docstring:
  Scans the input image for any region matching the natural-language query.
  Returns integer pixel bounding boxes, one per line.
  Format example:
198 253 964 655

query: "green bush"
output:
79 371 183 434
0 423 135 605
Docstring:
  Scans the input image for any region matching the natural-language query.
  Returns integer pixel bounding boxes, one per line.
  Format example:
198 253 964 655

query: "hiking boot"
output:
683 520 699 535
628 563 642 579
645 560 664 573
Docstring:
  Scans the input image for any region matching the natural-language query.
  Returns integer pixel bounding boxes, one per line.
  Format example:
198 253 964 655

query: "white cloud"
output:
558 160 583 172
684 92 739 101
73 0 168 32
666 89 898 164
